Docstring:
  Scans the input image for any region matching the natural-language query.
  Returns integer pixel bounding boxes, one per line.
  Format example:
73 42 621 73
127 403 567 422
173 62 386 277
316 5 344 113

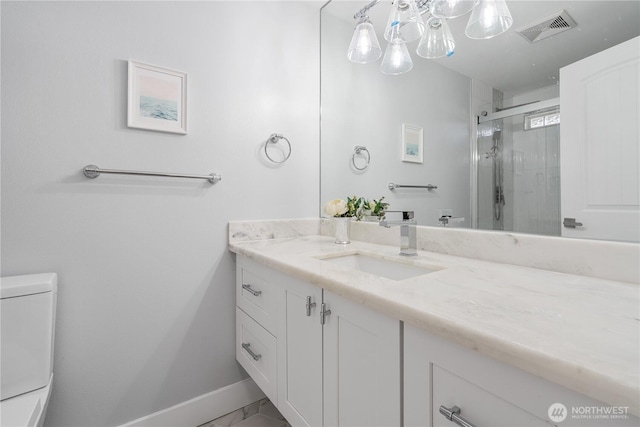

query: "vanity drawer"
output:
236 257 278 335
432 365 547 427
405 324 640 427
236 307 277 405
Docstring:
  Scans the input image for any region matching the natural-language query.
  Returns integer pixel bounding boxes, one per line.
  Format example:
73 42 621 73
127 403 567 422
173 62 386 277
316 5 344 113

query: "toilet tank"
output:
1 273 57 401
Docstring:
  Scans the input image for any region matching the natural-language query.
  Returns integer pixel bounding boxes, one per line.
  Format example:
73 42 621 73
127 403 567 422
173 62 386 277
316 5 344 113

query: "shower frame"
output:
471 97 560 232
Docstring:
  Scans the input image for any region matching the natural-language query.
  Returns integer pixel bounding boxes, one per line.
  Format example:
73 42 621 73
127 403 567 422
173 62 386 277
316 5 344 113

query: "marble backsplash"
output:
228 218 320 243
228 218 639 284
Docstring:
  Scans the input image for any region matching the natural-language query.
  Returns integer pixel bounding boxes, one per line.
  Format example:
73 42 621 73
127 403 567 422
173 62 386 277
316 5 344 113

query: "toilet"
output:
1 273 57 427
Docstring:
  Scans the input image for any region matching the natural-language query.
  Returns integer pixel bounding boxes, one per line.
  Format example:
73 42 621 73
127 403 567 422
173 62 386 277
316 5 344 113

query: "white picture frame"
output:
401 123 423 163
127 60 187 134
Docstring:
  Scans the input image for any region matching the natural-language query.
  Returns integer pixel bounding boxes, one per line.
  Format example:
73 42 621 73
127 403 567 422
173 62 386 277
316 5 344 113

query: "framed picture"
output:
128 60 187 134
401 123 423 163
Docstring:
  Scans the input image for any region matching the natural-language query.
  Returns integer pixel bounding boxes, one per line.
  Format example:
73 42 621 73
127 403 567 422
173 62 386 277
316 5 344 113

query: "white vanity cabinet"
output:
235 255 401 427
404 324 639 427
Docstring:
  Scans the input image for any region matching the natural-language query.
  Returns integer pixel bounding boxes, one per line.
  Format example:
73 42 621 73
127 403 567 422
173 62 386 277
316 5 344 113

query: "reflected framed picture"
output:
127 60 187 134
401 123 423 163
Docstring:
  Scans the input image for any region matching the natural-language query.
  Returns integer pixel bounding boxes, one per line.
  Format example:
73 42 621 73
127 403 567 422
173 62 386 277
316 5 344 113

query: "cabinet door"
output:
322 291 401 427
277 275 323 427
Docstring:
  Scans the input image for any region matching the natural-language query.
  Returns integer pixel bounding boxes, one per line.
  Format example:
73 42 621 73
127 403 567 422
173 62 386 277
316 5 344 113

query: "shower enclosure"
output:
476 100 561 236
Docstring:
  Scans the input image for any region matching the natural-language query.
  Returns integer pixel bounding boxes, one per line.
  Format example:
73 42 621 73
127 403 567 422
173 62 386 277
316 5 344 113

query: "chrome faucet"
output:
379 210 417 256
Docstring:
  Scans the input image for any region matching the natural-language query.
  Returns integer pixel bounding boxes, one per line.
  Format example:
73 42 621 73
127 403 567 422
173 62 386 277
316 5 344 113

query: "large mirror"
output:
320 0 639 242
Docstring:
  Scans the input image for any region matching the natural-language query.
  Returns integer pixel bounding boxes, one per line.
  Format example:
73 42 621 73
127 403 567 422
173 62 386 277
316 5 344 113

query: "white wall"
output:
320 9 471 227
0 2 319 426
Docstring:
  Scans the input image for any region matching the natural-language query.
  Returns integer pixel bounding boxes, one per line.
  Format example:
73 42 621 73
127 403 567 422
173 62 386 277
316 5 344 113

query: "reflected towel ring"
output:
352 145 370 171
265 133 292 164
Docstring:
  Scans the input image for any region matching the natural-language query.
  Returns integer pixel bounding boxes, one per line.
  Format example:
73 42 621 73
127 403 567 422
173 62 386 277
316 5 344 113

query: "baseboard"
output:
118 378 266 427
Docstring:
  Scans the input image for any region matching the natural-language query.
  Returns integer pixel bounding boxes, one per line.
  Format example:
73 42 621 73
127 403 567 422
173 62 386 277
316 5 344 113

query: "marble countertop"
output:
229 233 639 415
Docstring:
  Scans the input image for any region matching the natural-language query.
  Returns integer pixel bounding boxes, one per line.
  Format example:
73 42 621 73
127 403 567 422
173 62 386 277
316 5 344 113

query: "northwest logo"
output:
548 403 568 422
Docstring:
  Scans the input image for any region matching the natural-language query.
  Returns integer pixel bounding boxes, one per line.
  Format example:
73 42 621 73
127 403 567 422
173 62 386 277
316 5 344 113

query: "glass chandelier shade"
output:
347 0 514 75
416 17 456 59
347 17 382 64
380 39 413 75
383 0 425 43
430 0 480 19
465 0 513 39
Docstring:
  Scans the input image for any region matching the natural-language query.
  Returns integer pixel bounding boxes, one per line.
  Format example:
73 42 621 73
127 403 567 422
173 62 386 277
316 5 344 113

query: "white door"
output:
322 291 401 427
277 276 323 427
560 36 640 242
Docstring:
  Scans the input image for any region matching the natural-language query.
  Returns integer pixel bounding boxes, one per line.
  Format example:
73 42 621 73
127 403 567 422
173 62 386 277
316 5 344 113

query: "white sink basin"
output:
320 253 441 281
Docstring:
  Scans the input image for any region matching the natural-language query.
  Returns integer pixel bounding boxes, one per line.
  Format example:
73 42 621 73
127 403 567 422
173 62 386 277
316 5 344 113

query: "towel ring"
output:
265 133 292 164
352 146 370 171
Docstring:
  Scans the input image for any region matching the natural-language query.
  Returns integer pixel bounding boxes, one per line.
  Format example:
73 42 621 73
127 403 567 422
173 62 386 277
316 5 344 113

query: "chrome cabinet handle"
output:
439 406 476 427
306 296 316 316
320 303 331 325
241 343 262 361
242 284 262 296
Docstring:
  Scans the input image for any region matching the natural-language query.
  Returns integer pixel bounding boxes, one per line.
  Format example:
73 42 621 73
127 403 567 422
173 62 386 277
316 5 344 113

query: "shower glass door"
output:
477 106 561 236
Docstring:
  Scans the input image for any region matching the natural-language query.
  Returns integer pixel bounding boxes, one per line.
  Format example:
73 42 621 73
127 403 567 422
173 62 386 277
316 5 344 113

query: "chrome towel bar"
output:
388 183 437 191
83 165 222 184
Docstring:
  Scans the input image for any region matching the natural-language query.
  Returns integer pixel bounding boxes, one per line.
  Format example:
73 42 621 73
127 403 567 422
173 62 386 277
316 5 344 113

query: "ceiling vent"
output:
516 10 577 43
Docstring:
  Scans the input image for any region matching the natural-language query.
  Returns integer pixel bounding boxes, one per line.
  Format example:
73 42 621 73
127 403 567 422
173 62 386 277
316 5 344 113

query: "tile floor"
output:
199 398 291 427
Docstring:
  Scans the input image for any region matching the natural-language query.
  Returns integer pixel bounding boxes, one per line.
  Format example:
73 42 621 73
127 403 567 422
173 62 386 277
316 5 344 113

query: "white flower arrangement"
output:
323 196 389 221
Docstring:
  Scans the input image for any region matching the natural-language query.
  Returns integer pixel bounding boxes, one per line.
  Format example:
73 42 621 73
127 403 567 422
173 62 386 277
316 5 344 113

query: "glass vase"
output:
334 217 351 244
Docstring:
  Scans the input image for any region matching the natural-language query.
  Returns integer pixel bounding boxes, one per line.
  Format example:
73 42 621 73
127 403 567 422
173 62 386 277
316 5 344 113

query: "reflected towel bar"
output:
388 183 437 191
83 165 222 184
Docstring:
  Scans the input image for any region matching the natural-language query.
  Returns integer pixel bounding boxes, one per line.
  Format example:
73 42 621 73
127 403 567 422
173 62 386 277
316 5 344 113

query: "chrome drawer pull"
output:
242 284 262 296
241 343 262 361
439 405 476 427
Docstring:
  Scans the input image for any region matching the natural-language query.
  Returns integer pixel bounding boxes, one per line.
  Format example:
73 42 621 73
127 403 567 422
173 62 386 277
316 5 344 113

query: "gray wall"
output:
1 2 319 426
321 9 471 226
